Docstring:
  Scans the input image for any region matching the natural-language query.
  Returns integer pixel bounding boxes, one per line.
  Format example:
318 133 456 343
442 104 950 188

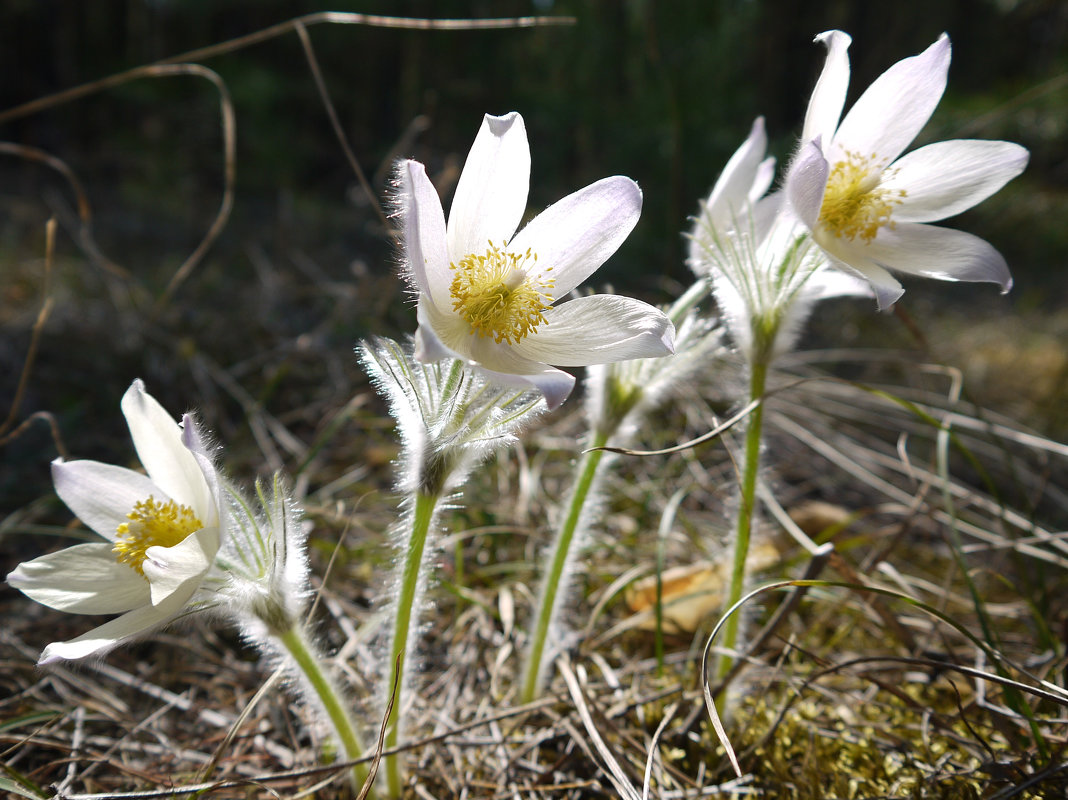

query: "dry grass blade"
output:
148 64 235 310
0 14 575 127
593 398 759 457
0 145 126 277
3 63 233 311
558 656 642 800
641 701 678 800
293 21 387 232
196 666 285 782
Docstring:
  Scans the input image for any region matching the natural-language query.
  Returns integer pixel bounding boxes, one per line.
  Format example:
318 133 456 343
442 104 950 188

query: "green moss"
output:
727 680 1048 799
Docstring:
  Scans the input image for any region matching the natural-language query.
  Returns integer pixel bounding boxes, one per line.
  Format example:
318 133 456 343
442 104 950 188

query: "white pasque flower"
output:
7 380 222 663
689 118 869 363
785 31 1029 310
402 111 675 410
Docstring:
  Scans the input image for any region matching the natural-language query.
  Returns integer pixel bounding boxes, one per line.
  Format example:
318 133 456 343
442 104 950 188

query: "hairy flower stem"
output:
384 489 439 798
716 358 768 690
522 429 609 703
277 623 372 797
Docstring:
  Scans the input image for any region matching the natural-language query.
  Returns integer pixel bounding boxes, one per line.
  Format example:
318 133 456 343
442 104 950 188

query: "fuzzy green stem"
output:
522 430 609 703
716 357 768 687
277 623 372 796
453 532 466 599
384 489 439 798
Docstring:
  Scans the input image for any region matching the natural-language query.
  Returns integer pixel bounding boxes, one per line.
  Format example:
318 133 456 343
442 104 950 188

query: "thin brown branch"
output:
0 14 575 127
293 21 389 233
152 63 236 310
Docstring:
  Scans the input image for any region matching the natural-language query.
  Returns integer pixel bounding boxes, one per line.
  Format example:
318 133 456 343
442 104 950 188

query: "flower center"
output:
449 242 554 344
818 151 906 242
113 496 202 576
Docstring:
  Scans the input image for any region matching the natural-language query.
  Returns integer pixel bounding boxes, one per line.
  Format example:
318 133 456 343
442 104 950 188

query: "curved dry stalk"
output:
0 144 127 277
147 64 235 310
0 13 575 123
1 218 55 440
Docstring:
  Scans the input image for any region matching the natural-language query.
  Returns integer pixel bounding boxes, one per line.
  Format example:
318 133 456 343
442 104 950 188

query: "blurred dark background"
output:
1 0 1066 512
2 0 1065 290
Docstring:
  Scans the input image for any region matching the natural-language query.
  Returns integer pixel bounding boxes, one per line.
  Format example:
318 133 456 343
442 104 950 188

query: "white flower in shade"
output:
785 31 1030 309
6 380 222 663
401 111 675 410
693 116 777 238
689 119 870 364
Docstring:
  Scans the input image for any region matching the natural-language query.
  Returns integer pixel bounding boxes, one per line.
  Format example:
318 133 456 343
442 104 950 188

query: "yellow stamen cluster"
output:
818 151 906 242
113 496 202 576
449 243 554 344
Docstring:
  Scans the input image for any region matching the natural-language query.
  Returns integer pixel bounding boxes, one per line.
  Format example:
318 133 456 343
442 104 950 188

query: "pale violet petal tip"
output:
661 323 677 355
526 370 576 412
832 30 951 165
874 283 906 311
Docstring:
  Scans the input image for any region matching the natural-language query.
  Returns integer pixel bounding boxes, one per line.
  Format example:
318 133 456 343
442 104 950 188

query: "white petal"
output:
143 526 216 606
862 222 1013 290
832 34 950 167
802 30 852 145
749 156 777 206
702 117 769 231
802 265 872 301
415 295 475 362
816 235 905 310
508 176 642 299
785 140 829 230
884 140 1029 223
38 587 192 664
401 159 451 307
474 360 575 411
414 320 457 363
453 334 574 408
751 192 787 243
121 380 211 514
415 282 579 409
52 459 161 541
511 295 675 366
7 542 149 614
447 112 530 259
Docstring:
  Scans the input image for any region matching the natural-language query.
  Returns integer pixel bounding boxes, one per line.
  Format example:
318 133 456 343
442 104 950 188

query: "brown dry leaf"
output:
624 541 780 633
787 500 853 538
